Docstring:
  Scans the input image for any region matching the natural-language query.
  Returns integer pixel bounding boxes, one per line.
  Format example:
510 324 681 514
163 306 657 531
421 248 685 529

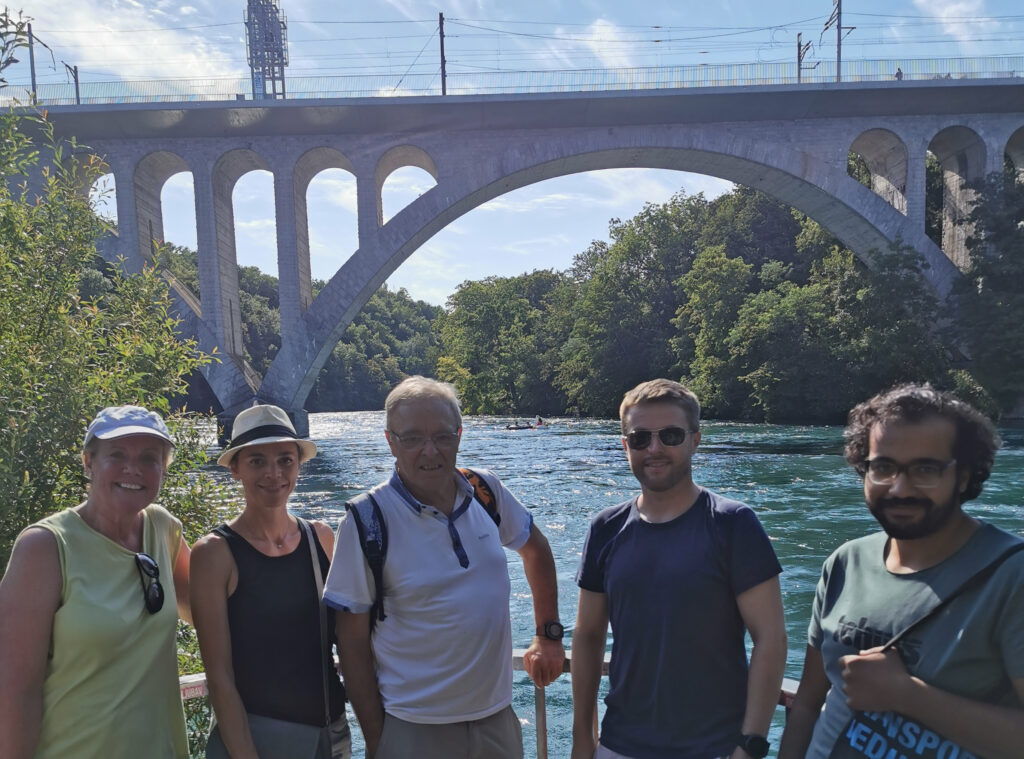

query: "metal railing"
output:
3 55 1021 107
180 649 800 759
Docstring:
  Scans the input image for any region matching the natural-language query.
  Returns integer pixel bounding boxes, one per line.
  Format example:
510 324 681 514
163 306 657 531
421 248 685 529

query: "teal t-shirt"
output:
805 522 1024 759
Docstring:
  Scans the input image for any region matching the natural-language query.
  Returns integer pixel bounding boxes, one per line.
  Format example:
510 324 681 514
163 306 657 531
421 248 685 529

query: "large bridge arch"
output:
260 130 959 412
42 78 1022 424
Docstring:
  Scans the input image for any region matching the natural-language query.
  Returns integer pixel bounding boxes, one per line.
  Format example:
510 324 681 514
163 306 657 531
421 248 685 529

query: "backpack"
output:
345 467 500 630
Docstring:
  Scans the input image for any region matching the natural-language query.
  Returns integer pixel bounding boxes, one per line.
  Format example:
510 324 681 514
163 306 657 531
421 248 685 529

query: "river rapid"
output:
275 412 1024 758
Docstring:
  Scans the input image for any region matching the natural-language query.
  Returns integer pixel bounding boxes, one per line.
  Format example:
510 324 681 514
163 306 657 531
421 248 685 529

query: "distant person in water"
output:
323 376 564 759
778 384 1024 759
571 378 786 759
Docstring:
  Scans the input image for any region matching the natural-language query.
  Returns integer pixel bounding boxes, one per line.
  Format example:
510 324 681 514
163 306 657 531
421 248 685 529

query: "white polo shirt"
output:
323 467 533 723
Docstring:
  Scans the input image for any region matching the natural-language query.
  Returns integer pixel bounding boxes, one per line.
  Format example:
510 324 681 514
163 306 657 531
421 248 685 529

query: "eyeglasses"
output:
864 458 957 488
624 426 692 450
389 430 461 451
135 552 165 614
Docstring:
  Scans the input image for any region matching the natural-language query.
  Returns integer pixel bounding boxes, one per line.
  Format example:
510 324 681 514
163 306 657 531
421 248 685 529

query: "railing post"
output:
534 684 547 759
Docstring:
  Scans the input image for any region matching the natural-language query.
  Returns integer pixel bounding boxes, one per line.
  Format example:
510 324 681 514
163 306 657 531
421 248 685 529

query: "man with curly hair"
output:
779 383 1024 759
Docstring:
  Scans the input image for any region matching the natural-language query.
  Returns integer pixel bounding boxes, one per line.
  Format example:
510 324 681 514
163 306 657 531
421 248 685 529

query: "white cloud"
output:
911 0 997 48
379 0 421 20
580 19 635 69
21 0 246 84
236 219 277 232
308 172 358 213
179 6 198 16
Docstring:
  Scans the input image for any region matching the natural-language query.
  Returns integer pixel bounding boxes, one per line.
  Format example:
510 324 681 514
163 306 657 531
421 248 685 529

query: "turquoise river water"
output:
265 412 1024 759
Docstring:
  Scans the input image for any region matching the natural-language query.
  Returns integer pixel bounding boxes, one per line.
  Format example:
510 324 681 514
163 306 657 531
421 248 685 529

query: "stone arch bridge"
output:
43 78 1024 432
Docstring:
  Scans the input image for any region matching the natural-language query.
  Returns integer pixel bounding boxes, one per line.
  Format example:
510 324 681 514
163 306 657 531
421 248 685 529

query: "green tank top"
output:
32 504 189 759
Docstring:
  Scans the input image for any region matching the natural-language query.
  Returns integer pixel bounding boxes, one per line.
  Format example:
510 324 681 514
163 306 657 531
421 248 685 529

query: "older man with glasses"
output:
323 376 564 759
778 384 1024 759
571 378 786 759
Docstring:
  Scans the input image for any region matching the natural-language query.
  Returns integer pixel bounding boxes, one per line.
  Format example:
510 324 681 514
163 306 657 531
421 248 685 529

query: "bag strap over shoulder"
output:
883 541 1024 651
346 471 501 634
298 517 331 728
458 467 501 527
346 492 388 631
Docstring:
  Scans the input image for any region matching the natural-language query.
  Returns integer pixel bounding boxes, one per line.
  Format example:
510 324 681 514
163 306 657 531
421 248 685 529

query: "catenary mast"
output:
245 0 289 100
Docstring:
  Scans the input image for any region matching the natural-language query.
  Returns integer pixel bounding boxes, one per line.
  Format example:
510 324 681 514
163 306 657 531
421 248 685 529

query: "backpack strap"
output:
345 491 388 631
458 467 501 528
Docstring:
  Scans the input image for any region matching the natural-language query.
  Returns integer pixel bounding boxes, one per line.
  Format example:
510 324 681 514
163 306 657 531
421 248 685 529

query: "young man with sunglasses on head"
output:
571 379 786 759
322 376 564 759
778 384 1024 759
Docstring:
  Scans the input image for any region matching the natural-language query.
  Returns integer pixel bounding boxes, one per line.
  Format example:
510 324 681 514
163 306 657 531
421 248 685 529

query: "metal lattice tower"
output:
244 0 288 100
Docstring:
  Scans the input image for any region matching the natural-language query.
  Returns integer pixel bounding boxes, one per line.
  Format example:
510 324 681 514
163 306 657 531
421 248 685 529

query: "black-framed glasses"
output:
864 458 957 488
135 552 165 614
624 426 692 450
389 430 461 450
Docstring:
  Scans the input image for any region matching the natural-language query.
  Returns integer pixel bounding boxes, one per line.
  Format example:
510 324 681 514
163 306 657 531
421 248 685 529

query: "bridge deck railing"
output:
4 55 1021 107
179 649 801 759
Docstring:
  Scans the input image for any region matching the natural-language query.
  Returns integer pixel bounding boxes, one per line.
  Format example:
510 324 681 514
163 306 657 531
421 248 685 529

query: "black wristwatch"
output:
738 734 770 759
537 621 565 641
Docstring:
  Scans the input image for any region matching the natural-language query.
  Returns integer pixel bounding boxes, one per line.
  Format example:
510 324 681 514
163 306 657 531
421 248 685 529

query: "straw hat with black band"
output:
217 405 317 467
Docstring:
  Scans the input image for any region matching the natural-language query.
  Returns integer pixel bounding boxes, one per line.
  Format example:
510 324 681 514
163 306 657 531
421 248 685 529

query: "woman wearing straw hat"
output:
0 405 191 758
191 404 349 759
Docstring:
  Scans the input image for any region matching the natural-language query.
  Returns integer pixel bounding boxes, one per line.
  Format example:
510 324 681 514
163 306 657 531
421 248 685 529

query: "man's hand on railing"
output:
523 636 565 688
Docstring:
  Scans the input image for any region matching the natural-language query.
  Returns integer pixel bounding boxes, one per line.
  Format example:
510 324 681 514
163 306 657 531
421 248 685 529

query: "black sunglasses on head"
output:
135 552 165 614
624 426 692 450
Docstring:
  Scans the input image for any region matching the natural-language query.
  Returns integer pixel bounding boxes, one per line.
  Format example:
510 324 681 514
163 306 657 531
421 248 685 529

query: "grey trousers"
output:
376 705 523 759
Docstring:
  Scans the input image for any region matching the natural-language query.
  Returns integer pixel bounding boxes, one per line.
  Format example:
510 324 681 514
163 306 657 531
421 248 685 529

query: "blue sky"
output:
10 0 1023 304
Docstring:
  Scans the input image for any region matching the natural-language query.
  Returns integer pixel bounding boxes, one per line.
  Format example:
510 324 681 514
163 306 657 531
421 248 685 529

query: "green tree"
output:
727 280 835 423
674 245 753 417
438 271 566 414
2 23 234 753
697 186 811 281
952 169 1024 413
555 193 710 416
307 285 442 411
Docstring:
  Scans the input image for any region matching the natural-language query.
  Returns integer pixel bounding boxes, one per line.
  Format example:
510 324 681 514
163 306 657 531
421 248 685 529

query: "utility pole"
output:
439 12 447 96
245 0 289 100
796 33 813 83
823 0 855 83
64 62 79 105
27 22 37 103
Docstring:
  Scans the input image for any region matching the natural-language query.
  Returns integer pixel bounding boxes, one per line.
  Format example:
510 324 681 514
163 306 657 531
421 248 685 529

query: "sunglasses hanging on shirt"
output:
135 552 165 614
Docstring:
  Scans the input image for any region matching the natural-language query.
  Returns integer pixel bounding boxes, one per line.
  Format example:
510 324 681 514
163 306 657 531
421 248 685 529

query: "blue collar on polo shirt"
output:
389 467 479 568
389 467 475 517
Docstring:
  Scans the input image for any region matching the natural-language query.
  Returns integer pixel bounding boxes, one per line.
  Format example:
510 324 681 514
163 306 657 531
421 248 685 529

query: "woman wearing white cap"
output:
191 404 350 759
0 405 191 758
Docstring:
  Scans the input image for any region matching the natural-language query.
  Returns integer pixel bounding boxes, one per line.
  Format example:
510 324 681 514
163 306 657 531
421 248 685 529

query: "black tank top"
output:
215 521 345 726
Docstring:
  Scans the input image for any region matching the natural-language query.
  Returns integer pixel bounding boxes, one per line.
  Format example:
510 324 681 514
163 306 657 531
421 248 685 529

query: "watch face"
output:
742 735 770 758
543 621 565 640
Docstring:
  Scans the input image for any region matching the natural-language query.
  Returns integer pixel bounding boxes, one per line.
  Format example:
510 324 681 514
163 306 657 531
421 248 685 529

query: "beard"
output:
631 457 692 493
868 493 960 540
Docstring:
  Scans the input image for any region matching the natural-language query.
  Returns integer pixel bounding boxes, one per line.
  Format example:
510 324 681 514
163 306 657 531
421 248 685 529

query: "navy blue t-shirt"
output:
576 489 782 759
